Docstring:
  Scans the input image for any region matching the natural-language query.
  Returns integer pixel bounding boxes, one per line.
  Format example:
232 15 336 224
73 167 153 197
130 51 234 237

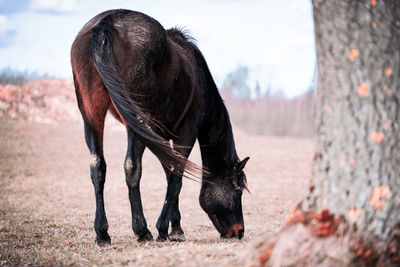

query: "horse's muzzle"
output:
221 223 244 239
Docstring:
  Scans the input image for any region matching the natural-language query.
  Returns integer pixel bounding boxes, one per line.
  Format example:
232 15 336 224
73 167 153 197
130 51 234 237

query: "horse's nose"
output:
233 224 244 239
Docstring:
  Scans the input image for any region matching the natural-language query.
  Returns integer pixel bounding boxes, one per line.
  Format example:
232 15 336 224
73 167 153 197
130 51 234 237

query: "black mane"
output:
167 27 197 45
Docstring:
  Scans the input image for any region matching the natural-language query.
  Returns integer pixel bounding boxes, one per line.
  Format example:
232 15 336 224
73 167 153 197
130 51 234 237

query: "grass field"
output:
0 120 313 266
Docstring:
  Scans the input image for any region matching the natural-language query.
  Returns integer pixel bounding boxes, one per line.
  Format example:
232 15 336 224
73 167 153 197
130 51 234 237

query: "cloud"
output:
30 0 79 14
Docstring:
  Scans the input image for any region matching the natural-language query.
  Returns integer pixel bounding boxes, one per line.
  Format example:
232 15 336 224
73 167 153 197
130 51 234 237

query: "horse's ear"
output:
235 157 250 171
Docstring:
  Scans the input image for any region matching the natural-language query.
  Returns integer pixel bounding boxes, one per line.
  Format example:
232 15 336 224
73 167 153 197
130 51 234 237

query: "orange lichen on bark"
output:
370 131 384 144
309 209 343 237
386 89 392 96
372 22 377 28
383 122 388 131
349 49 360 61
370 186 392 214
386 68 393 77
348 208 363 222
371 0 377 6
259 246 274 267
357 83 369 97
326 106 332 113
285 209 343 238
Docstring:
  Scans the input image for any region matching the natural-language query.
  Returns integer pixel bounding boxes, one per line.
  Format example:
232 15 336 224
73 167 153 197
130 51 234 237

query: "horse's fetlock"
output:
94 220 109 235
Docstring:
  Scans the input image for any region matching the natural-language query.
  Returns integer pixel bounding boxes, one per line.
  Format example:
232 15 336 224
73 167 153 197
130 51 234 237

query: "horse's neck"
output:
198 100 239 174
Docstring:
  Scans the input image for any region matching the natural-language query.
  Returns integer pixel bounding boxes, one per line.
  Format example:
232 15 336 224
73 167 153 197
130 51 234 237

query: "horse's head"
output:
199 157 249 239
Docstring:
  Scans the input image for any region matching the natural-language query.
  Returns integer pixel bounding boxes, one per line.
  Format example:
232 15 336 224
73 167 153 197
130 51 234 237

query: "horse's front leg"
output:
125 129 153 242
156 169 185 241
156 139 194 241
168 175 187 241
169 195 185 241
84 121 111 245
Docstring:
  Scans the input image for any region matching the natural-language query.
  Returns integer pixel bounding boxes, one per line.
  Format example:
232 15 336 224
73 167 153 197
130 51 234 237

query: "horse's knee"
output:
90 154 101 168
90 154 106 185
125 158 141 187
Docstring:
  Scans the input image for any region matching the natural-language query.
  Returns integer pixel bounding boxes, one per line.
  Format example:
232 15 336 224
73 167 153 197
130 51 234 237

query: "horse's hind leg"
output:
84 120 110 245
124 128 153 242
73 70 111 245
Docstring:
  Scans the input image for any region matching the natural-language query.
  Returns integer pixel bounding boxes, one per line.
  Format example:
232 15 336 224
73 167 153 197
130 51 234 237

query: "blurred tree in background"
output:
222 65 252 99
221 66 316 137
0 72 27 86
0 67 51 86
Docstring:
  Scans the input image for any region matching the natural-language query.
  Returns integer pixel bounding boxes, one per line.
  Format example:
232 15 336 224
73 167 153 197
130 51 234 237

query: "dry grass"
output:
0 119 314 266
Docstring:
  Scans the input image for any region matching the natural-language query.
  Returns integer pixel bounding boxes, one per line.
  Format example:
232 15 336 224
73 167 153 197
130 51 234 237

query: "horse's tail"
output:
90 18 201 180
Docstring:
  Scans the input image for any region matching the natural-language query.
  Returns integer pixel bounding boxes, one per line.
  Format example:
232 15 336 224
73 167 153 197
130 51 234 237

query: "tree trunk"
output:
249 0 400 266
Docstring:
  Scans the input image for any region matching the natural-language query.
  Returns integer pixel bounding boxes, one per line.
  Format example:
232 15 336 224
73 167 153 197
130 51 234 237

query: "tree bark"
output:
248 0 400 266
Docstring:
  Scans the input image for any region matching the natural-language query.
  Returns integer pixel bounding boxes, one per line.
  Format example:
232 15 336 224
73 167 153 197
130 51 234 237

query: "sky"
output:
0 0 316 98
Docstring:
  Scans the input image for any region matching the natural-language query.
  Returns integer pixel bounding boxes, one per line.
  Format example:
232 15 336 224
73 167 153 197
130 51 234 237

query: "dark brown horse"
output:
71 9 249 245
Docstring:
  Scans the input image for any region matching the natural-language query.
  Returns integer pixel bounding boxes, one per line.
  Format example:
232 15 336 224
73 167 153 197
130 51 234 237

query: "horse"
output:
70 9 250 245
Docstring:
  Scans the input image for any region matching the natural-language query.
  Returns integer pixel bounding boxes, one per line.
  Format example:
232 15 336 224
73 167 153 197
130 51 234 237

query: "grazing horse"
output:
71 9 249 245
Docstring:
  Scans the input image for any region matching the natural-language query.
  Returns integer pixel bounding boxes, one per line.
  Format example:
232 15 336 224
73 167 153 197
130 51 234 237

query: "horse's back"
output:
71 9 166 69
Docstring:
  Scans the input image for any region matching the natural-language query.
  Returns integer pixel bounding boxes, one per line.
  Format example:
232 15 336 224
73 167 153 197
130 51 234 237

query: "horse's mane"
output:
166 27 208 67
165 29 240 182
167 27 197 46
166 27 233 144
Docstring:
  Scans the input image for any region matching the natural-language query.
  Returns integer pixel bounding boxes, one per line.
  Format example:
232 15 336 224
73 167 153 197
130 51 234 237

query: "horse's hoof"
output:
169 229 186 242
169 233 186 242
96 234 111 246
137 231 153 242
156 233 169 242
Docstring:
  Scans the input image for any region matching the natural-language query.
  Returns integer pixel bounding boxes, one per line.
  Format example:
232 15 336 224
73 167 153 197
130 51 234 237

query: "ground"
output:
0 117 313 266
